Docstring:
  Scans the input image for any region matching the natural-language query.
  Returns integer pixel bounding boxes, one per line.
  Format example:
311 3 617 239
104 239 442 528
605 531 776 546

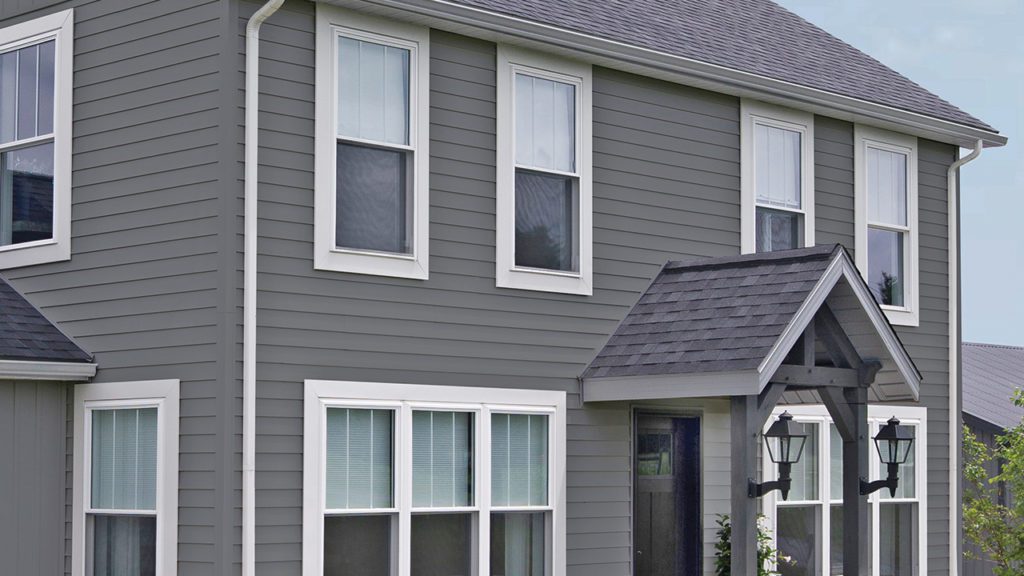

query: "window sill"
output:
497 266 592 295
314 246 428 280
880 306 919 327
0 239 69 270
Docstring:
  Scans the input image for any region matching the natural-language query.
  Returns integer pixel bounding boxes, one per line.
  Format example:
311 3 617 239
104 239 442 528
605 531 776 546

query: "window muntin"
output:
741 101 814 255
496 47 592 296
306 382 565 576
0 9 72 268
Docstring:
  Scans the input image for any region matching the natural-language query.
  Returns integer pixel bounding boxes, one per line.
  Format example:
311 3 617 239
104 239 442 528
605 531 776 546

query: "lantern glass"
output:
872 417 914 465
763 412 807 465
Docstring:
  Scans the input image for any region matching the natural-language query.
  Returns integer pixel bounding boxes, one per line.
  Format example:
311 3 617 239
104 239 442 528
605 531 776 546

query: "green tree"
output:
963 389 1024 575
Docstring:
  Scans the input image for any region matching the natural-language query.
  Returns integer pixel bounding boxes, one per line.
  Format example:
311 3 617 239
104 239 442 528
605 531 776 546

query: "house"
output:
961 342 1024 576
0 0 1005 575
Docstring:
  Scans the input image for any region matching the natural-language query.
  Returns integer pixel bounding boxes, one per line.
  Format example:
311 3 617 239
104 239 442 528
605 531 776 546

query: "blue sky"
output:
773 0 1024 346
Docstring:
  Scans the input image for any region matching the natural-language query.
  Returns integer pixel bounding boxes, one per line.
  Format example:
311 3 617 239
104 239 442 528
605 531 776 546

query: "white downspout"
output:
244 2 284 576
948 138 982 576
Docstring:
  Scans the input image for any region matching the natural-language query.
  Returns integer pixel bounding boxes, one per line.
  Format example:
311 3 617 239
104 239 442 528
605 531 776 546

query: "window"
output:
303 380 567 576
763 405 926 576
855 126 919 326
496 46 592 295
0 9 72 268
741 100 815 254
73 379 179 576
314 5 429 279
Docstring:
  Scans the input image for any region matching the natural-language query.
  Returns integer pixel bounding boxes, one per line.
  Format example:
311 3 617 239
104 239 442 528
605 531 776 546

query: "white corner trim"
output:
72 379 179 576
0 9 73 270
0 359 95 381
854 124 920 327
314 4 430 279
740 99 815 255
495 45 593 296
302 379 567 576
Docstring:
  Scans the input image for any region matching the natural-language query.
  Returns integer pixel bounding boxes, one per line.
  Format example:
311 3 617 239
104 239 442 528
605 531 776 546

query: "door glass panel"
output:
637 432 672 476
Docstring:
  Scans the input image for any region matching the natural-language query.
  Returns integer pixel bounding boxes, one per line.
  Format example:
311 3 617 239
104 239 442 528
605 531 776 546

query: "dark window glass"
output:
868 228 905 307
335 142 410 254
755 207 801 252
879 503 915 576
777 505 821 576
829 505 843 575
88 515 156 576
37 41 55 136
491 512 546 576
637 433 672 476
1 142 54 246
323 515 392 576
514 169 576 271
16 44 37 141
411 513 473 576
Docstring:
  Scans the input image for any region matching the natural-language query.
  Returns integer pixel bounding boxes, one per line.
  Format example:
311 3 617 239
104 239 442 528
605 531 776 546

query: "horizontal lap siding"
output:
816 118 955 573
253 3 741 570
1 1 230 574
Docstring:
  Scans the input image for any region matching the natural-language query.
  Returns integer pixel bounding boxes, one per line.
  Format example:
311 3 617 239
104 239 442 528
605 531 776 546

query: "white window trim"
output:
314 5 430 279
762 404 928 576
496 46 593 295
303 379 567 576
855 125 920 326
740 99 816 254
0 9 73 269
72 379 180 576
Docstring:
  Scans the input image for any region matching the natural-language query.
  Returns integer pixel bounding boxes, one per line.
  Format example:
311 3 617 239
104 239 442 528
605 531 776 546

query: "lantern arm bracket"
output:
748 476 792 499
859 462 900 497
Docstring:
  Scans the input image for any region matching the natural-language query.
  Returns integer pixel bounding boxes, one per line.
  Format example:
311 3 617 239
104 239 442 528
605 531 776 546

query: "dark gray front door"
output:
634 415 701 576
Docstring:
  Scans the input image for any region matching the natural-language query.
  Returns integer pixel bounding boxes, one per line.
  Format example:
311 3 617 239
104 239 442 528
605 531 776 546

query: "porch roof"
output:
582 245 922 402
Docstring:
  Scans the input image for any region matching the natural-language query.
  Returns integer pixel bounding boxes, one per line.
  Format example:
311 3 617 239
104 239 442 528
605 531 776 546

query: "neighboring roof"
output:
444 0 996 133
0 276 92 363
963 342 1024 430
582 244 921 403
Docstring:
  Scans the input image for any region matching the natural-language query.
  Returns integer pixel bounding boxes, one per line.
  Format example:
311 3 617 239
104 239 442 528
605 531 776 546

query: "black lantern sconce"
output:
860 416 915 497
749 411 807 500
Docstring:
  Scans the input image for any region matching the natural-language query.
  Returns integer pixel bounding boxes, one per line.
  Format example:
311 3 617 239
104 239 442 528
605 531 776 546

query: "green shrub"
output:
714 514 792 576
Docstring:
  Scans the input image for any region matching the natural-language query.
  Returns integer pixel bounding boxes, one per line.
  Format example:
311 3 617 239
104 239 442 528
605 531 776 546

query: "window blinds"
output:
337 36 410 146
867 147 908 226
754 123 802 209
412 410 473 507
326 408 393 509
515 73 575 173
491 413 548 507
90 408 158 511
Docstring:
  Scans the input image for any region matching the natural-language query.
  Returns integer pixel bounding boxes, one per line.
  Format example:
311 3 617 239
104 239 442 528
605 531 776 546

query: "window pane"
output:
492 413 548 507
491 512 546 576
413 411 473 508
755 207 801 253
515 73 575 173
637 432 672 476
879 503 916 576
1 142 54 246
829 424 844 501
88 515 156 576
755 123 801 209
335 142 411 254
777 505 821 576
37 41 55 136
788 422 818 501
324 515 393 576
326 408 393 510
867 147 908 227
829 505 843 576
868 228 905 307
337 36 409 146
0 50 15 144
514 169 577 272
881 425 915 500
411 514 473 576
91 408 158 511
16 44 38 141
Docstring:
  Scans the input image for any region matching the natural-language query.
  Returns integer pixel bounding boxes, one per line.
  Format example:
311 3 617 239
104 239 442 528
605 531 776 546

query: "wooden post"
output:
731 395 758 576
842 386 870 576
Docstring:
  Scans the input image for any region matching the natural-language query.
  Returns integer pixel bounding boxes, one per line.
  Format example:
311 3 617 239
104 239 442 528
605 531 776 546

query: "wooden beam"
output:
757 383 787 425
802 321 816 366
730 396 758 576
770 365 860 388
815 304 862 369
820 386 857 441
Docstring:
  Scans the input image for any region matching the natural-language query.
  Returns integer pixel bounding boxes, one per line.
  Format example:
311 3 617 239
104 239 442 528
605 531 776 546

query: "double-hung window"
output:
741 100 815 254
763 405 926 576
73 380 179 576
303 380 567 576
496 46 592 295
0 9 73 268
314 5 429 279
855 126 919 326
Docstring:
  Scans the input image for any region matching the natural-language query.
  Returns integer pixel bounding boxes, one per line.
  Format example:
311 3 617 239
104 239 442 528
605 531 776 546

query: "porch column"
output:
730 395 758 576
842 387 871 576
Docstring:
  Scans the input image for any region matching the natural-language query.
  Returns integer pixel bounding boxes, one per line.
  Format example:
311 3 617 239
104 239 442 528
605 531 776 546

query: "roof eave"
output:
330 0 1006 149
0 359 97 382
583 370 760 402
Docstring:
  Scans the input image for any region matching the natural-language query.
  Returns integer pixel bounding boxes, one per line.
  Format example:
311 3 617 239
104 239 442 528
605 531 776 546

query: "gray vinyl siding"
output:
0 380 68 576
814 115 855 248
0 1 242 574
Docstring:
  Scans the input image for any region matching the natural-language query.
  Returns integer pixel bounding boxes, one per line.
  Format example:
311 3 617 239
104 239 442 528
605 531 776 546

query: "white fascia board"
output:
320 0 1006 149
582 370 759 402
0 359 96 381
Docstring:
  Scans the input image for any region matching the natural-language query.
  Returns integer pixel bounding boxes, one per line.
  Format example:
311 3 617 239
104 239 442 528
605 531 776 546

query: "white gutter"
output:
0 359 96 381
244 2 284 576
948 139 982 576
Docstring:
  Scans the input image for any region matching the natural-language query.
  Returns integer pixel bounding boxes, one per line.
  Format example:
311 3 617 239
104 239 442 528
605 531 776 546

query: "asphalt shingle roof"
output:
447 0 995 132
963 342 1024 430
0 277 91 363
584 244 838 379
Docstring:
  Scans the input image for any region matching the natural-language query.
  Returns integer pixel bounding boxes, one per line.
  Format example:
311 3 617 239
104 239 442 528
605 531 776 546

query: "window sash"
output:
753 120 803 211
0 38 56 149
511 66 581 179
334 29 414 149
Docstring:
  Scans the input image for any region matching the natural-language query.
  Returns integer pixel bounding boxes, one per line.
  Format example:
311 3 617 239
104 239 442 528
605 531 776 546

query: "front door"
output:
634 415 701 576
